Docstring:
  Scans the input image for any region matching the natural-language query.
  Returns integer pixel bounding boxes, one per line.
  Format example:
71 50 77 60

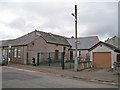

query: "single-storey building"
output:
89 41 120 68
67 36 99 61
1 30 70 65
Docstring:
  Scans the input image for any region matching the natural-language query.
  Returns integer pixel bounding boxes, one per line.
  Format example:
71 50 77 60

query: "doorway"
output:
55 50 59 60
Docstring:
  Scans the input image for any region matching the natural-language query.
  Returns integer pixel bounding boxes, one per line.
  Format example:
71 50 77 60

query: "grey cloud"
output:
0 1 118 41
8 17 35 33
22 2 73 29
85 23 117 36
77 2 118 39
9 18 26 29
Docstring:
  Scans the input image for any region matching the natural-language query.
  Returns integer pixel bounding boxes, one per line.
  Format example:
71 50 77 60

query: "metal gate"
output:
36 52 65 69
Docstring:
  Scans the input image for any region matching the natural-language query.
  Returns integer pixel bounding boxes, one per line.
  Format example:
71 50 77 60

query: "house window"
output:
3 50 5 56
86 53 90 61
18 48 21 58
2 50 6 59
63 47 66 52
14 48 17 58
100 44 102 47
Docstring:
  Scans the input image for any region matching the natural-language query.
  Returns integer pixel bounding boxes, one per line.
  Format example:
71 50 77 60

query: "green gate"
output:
37 52 65 69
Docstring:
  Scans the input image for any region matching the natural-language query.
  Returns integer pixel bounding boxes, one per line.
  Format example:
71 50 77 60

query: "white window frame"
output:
14 48 17 58
18 48 21 58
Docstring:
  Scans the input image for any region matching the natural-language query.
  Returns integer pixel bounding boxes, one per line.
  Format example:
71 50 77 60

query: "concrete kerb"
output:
3 64 119 86
72 76 119 86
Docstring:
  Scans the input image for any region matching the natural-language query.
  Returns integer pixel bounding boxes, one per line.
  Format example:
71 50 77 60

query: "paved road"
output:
2 67 118 88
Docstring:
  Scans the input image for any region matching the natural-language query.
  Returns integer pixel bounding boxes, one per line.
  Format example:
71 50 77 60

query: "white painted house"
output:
89 41 120 68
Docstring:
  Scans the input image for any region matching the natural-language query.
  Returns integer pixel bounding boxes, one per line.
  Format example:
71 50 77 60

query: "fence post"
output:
37 53 39 66
61 52 65 70
48 52 51 66
22 47 24 64
26 52 28 65
70 59 71 69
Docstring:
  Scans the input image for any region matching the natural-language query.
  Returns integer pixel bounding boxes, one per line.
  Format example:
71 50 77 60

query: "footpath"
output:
4 63 120 86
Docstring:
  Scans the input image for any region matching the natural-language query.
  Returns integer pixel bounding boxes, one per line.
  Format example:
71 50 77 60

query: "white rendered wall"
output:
90 44 118 68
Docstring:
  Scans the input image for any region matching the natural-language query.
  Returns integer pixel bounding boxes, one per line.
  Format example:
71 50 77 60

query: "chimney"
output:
71 36 74 38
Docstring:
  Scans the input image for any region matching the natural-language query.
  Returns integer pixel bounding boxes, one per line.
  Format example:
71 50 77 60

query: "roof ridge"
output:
0 37 16 42
35 29 69 39
102 41 119 50
16 30 36 40
1 30 70 46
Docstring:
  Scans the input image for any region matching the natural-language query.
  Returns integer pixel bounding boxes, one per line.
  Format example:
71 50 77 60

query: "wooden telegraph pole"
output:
74 5 78 71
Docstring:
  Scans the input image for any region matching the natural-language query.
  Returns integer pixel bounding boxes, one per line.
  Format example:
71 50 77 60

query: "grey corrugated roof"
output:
1 30 70 47
67 36 99 50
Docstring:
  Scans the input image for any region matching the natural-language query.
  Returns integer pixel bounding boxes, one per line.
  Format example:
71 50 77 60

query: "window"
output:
2 50 6 60
3 50 6 56
86 53 90 61
36 32 41 36
14 48 17 58
63 47 66 52
18 48 21 58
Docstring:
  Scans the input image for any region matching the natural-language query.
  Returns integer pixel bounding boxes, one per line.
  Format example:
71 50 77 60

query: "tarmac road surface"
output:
2 67 119 88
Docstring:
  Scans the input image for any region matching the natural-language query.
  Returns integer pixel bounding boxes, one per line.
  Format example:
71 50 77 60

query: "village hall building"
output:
0 30 70 65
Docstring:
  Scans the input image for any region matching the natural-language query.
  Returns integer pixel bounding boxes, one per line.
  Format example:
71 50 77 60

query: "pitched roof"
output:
1 31 36 47
36 31 70 46
1 30 70 47
89 41 120 53
67 36 99 50
1 39 15 47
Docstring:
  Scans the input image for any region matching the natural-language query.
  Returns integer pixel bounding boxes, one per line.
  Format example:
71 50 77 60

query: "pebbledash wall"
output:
90 43 119 68
27 36 70 64
3 43 69 65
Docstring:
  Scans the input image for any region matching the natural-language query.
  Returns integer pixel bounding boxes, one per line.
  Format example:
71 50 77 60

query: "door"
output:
55 50 59 61
93 52 111 68
70 51 73 60
117 54 120 62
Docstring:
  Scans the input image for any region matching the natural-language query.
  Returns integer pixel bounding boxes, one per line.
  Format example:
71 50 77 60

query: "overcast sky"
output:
0 0 118 41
